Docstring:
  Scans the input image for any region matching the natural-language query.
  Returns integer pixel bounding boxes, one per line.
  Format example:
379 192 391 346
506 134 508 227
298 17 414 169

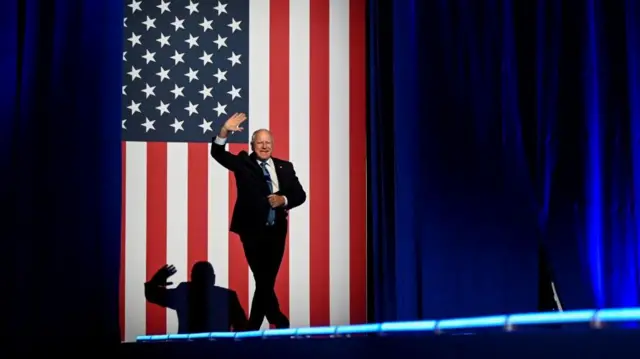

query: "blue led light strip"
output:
135 307 640 342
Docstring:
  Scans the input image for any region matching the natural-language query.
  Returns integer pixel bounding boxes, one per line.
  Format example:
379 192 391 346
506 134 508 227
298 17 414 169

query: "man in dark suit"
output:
145 262 248 333
210 113 306 330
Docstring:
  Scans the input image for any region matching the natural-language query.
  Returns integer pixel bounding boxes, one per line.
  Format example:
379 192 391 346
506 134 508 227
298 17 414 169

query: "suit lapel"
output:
272 158 287 188
247 152 272 194
247 152 266 179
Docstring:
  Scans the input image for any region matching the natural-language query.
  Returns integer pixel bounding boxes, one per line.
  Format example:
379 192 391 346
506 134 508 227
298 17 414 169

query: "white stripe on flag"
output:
124 142 147 341
248 0 271 330
166 143 188 333
208 143 229 288
329 0 352 326
289 0 311 329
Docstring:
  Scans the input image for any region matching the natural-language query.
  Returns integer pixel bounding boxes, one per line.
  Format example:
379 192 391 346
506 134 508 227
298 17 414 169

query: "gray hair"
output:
250 129 273 148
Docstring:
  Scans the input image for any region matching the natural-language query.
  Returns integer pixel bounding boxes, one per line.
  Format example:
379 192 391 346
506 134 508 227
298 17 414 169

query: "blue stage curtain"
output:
0 0 123 347
369 0 640 322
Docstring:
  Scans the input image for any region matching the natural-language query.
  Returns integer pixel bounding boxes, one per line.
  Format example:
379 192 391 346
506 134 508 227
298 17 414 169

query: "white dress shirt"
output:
258 157 280 192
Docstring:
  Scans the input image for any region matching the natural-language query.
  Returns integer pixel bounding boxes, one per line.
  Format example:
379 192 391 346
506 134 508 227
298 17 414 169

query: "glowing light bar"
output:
135 307 640 342
508 310 596 325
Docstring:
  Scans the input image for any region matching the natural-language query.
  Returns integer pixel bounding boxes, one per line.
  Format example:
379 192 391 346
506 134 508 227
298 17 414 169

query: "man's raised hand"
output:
223 113 247 133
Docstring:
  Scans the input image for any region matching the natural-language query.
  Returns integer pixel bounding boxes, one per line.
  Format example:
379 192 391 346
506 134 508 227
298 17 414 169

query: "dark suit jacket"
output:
210 139 306 235
144 282 248 333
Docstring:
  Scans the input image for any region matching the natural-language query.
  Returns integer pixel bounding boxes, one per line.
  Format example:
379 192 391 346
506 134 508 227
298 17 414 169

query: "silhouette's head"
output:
190 261 215 286
251 129 273 161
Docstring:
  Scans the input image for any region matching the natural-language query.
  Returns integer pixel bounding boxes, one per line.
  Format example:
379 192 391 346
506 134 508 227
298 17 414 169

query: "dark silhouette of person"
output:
144 262 248 333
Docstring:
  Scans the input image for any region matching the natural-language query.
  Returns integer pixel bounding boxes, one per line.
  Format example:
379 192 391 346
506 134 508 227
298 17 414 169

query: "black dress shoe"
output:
274 314 290 329
246 321 263 331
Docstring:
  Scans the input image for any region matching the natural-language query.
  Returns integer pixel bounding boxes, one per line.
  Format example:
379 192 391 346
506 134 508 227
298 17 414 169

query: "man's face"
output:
253 130 273 160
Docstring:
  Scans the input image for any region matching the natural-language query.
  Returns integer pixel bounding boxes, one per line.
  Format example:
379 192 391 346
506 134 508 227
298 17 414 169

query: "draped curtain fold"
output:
368 0 640 322
1 0 123 347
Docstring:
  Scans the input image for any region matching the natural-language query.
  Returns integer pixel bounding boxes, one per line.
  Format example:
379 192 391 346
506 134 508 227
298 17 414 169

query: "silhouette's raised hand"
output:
149 264 177 286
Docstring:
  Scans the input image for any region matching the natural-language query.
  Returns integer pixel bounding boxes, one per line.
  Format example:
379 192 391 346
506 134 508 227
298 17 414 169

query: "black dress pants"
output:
240 222 289 329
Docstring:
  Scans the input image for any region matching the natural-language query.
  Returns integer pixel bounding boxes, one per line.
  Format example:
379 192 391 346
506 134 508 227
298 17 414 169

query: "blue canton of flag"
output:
122 0 249 143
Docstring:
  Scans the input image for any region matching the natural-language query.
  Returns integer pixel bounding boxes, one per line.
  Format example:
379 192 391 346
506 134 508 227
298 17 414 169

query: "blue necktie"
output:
260 161 276 226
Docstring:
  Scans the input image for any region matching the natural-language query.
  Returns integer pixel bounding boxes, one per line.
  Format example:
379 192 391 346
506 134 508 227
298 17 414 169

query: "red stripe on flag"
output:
188 143 209 276
120 142 126 341
270 0 291 327
349 0 368 325
309 0 331 327
228 144 250 314
146 142 168 334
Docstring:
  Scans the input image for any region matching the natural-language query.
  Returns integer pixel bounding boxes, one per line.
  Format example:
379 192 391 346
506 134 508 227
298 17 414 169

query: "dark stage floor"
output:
121 328 640 359
123 308 640 359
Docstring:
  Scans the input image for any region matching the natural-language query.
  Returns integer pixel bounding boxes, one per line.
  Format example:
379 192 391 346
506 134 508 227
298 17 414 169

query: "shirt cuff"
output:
214 136 227 146
282 196 288 207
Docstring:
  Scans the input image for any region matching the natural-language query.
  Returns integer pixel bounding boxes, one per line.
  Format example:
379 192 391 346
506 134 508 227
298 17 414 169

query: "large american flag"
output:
120 0 366 342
